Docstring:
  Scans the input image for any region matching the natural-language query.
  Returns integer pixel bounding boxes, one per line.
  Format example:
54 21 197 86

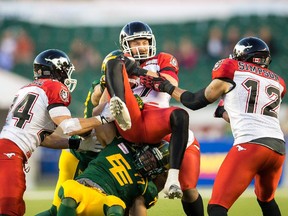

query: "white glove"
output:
95 102 115 124
78 130 104 152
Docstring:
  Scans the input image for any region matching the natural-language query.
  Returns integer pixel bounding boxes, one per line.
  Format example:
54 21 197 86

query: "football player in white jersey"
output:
141 37 286 216
0 49 115 216
104 21 204 216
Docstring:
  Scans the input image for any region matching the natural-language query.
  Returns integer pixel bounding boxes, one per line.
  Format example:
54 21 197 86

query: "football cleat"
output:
109 96 132 131
163 184 183 199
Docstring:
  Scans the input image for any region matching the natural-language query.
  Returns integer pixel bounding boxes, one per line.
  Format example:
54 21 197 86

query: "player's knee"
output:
182 188 199 202
170 109 189 127
61 197 78 208
58 180 79 201
105 205 125 216
207 204 227 216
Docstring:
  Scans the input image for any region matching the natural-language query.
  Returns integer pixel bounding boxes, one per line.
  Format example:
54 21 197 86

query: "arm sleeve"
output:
180 88 211 110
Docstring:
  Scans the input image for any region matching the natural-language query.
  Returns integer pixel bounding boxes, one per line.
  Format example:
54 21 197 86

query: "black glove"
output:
123 56 148 76
214 99 226 118
140 75 175 95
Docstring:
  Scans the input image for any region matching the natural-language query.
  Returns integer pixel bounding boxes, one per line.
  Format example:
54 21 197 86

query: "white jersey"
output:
130 52 179 108
0 79 71 158
212 58 286 145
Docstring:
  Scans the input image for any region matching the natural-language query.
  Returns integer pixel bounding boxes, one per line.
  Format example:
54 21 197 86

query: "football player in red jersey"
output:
104 21 204 216
141 37 286 216
0 49 114 216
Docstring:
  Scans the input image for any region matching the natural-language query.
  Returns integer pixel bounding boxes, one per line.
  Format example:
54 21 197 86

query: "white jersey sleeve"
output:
0 79 71 158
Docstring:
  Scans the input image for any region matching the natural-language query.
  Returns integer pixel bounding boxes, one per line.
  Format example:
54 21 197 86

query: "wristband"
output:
68 136 81 149
94 115 110 124
135 67 148 76
164 82 175 95
214 106 226 118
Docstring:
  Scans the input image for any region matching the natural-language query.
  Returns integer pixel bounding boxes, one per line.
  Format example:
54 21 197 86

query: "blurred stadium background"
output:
0 0 288 213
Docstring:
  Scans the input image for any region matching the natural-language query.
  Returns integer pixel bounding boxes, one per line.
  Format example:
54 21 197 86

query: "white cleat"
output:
163 169 182 199
109 96 132 131
163 184 183 199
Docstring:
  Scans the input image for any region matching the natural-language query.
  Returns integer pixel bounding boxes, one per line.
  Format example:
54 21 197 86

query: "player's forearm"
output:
67 117 103 136
178 88 211 110
129 196 147 216
55 117 103 136
171 87 186 102
41 133 69 149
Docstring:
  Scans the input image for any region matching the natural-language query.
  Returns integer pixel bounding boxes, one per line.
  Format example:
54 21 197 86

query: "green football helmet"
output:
134 140 169 179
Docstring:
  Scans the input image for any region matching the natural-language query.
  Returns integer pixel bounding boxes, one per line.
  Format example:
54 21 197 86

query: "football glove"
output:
68 131 103 152
94 102 115 124
140 75 175 95
214 99 226 118
123 56 148 76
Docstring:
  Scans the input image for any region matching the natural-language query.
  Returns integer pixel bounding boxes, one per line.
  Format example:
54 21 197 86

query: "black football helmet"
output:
230 37 271 68
134 140 169 179
119 21 156 60
33 49 77 92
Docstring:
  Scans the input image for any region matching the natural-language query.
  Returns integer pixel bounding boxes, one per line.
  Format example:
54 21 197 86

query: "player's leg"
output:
57 197 77 216
0 139 26 216
36 150 80 216
162 108 189 198
58 179 126 216
103 195 127 216
105 58 134 131
254 146 285 216
180 135 204 216
207 144 263 215
106 57 148 138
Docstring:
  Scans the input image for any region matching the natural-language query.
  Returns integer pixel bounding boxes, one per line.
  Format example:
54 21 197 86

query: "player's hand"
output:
123 56 147 76
140 75 175 95
78 130 103 152
99 74 106 92
214 99 226 118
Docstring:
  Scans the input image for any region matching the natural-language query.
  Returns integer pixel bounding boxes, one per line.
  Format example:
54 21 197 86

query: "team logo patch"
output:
170 57 178 67
236 145 247 151
45 57 69 70
234 44 252 57
3 153 15 158
213 60 223 71
59 88 69 103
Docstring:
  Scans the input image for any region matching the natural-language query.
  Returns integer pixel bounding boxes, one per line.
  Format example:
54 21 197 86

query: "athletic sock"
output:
181 194 204 216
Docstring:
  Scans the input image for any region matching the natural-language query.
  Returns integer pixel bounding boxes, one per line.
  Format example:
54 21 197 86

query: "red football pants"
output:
114 66 180 144
209 143 285 209
0 139 26 216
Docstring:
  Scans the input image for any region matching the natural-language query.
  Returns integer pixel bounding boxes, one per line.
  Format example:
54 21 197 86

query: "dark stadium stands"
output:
1 15 288 116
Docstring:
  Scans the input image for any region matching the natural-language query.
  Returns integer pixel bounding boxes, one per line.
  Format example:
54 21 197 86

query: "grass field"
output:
24 187 288 216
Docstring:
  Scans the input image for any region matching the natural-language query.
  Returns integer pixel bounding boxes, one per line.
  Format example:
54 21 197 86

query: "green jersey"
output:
75 137 158 209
